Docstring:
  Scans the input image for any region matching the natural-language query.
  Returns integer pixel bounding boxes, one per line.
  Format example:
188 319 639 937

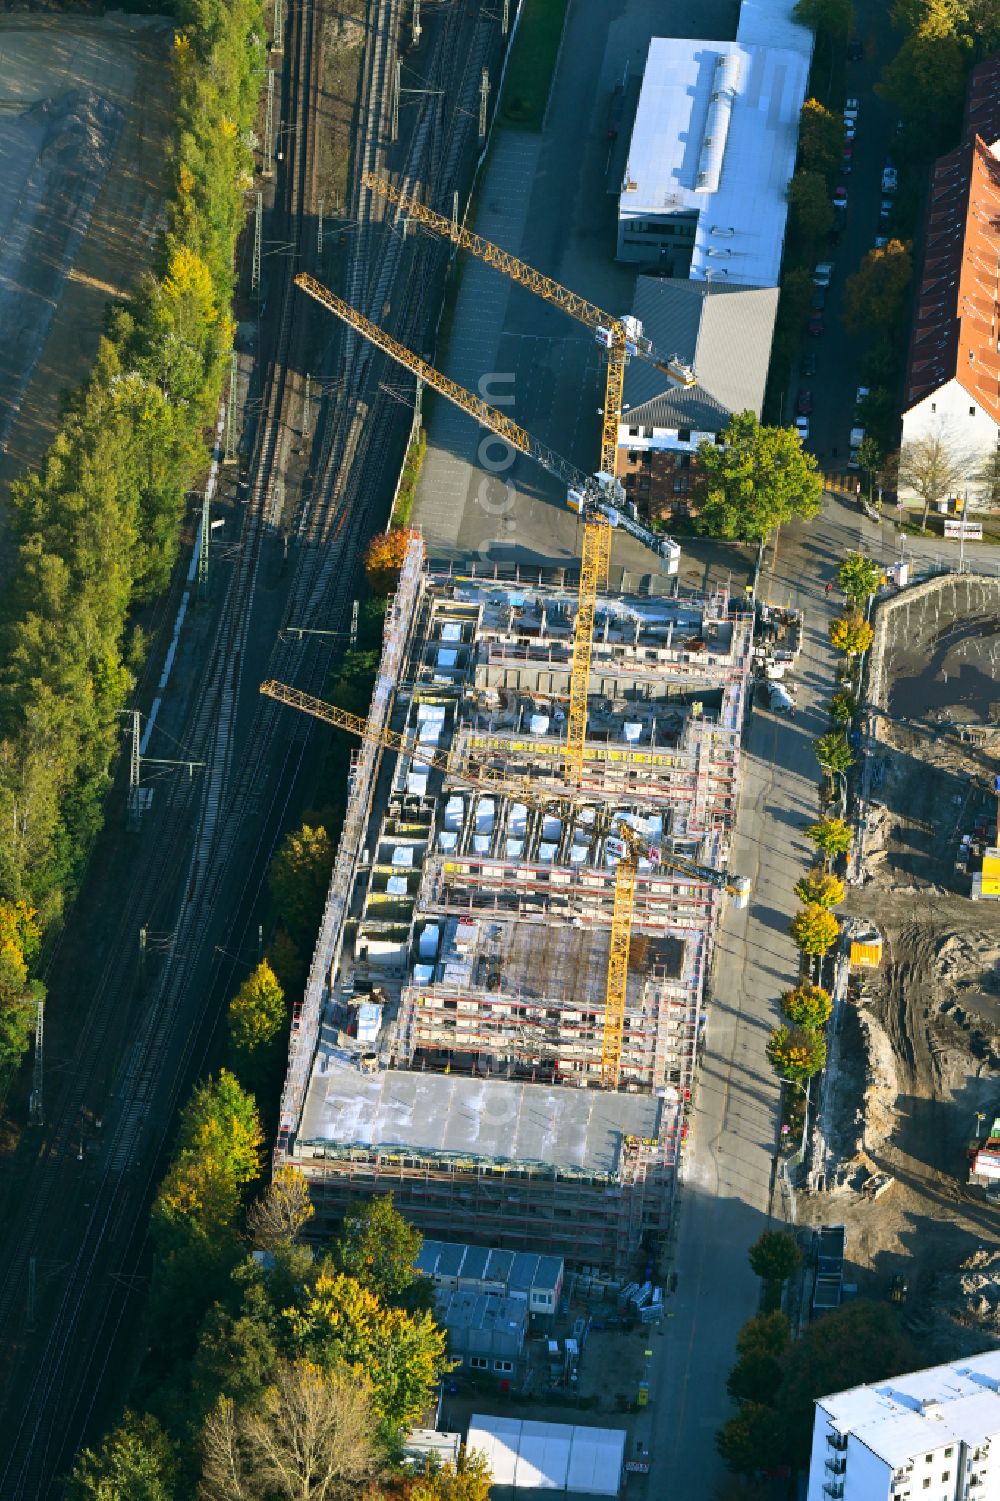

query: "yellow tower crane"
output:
259 680 749 1088
361 174 696 787
294 272 683 796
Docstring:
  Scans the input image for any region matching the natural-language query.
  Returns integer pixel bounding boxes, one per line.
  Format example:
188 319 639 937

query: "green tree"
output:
789 904 840 957
228 960 287 1091
787 169 834 240
67 1412 176 1501
843 241 912 334
776 1302 914 1466
726 1348 786 1403
780 982 833 1029
814 731 855 775
855 437 883 502
793 0 854 33
837 552 881 604
798 98 844 176
749 1231 802 1285
269 824 335 944
877 30 965 149
736 1311 791 1361
715 1402 784 1475
331 1195 425 1305
767 1023 828 1082
806 817 853 865
694 412 823 542
829 689 859 723
793 870 845 909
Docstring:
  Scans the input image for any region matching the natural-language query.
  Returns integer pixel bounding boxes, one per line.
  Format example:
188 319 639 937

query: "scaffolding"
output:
276 560 752 1271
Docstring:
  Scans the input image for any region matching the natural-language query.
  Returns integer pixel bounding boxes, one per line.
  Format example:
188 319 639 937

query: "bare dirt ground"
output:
0 12 172 565
799 583 1000 1360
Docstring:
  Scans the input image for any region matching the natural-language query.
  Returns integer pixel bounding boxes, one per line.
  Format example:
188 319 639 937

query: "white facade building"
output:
616 31 810 283
806 1352 1000 1501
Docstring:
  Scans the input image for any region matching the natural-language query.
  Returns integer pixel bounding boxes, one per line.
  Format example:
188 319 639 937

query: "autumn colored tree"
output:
365 529 419 595
284 1269 452 1435
805 817 853 865
269 823 334 945
248 1164 315 1252
813 731 855 776
749 1230 802 1285
199 1362 380 1501
837 552 881 604
829 611 874 657
843 241 912 335
789 904 840 957
780 982 833 1029
331 1194 424 1304
793 870 845 909
798 98 843 176
787 169 834 240
898 429 967 530
694 412 823 542
767 1024 828 1083
397 1451 493 1501
67 1412 176 1501
228 960 287 1092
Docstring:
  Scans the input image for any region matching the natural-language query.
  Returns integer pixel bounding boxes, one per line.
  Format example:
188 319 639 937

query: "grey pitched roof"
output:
623 276 779 431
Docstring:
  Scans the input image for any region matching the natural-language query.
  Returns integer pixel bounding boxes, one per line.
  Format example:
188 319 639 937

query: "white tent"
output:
466 1415 625 1496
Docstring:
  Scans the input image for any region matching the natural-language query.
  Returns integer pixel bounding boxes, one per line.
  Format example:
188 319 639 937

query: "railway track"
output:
0 0 503 1490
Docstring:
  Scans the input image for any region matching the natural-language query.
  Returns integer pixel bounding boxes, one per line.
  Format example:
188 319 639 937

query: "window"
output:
470 1356 488 1370
628 427 639 437
970 406 976 416
494 1359 513 1373
944 1450 953 1459
931 404 936 413
941 1473 949 1483
678 428 692 444
922 1480 930 1489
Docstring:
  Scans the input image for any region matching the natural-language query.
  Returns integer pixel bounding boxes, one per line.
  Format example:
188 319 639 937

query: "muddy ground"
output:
799 579 1000 1360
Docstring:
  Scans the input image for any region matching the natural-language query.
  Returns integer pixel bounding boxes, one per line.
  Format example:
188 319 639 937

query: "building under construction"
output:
272 536 752 1272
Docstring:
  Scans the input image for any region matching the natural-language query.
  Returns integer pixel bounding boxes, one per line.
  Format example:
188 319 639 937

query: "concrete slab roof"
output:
299 1048 660 1175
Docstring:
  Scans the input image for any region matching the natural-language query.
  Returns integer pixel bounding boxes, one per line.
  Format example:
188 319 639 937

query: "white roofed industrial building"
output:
806 1351 1000 1501
616 32 811 284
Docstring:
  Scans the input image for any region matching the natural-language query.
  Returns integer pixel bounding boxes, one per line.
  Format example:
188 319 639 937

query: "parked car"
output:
812 286 826 311
881 165 898 193
844 96 859 121
833 185 848 209
847 39 863 61
801 351 818 377
844 120 856 142
873 234 888 249
842 139 854 164
797 389 814 415
854 385 870 414
848 425 866 467
808 311 825 336
879 197 892 221
795 416 810 443
813 261 833 287
842 148 853 174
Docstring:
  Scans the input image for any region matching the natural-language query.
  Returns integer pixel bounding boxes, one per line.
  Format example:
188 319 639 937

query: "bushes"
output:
0 0 266 1077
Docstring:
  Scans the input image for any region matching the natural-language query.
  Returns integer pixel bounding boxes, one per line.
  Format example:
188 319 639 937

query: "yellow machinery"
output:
260 680 749 1087
294 272 682 791
361 174 695 787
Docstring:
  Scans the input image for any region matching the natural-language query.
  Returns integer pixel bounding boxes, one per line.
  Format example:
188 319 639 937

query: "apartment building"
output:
806 1352 1000 1501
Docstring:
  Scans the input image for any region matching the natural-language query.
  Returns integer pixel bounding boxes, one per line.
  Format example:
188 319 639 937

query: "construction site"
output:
805 573 1000 1345
269 535 753 1271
